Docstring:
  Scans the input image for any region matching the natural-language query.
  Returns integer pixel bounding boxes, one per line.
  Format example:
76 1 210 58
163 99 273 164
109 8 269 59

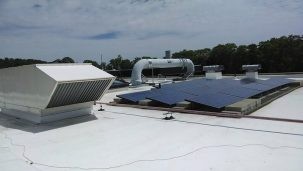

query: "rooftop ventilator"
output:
0 64 115 123
203 65 224 79
242 64 261 80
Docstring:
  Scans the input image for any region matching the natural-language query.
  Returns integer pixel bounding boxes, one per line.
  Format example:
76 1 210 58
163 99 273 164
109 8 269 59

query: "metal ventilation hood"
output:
0 63 115 123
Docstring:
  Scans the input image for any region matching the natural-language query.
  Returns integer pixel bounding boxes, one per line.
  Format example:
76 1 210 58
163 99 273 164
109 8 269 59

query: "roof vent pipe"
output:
130 58 194 86
242 64 261 80
203 65 224 79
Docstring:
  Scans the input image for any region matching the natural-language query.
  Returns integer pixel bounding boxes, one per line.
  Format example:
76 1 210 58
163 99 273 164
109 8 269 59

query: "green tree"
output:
130 56 158 68
0 58 46 69
52 57 75 63
195 48 211 66
108 55 132 70
1 35 303 73
172 48 210 66
234 45 248 73
120 59 132 70
100 62 106 70
61 57 75 63
105 64 113 70
172 49 197 64
131 57 142 67
83 60 99 68
208 43 237 73
109 55 122 70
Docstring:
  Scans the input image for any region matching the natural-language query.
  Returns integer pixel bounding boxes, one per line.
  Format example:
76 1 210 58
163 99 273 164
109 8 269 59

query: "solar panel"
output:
158 79 212 96
252 78 292 92
150 78 273 105
276 78 292 84
147 91 195 106
117 90 159 103
219 86 262 98
186 93 244 109
241 82 272 91
179 85 222 96
161 78 207 88
203 78 242 90
169 79 229 96
117 77 292 108
257 80 285 87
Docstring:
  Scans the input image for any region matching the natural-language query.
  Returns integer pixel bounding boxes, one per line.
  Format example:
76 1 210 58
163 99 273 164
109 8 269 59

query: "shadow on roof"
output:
0 113 97 133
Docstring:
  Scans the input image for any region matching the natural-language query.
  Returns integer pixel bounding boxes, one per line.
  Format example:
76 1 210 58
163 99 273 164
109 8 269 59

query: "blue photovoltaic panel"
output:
181 86 222 96
117 77 293 108
186 93 244 109
253 78 291 91
164 79 205 89
241 82 272 91
117 91 158 103
258 80 285 87
186 79 248 96
257 80 280 86
159 79 213 96
204 79 241 90
269 76 290 81
147 91 195 106
151 88 179 94
219 86 262 98
202 78 264 98
257 77 292 87
277 78 292 84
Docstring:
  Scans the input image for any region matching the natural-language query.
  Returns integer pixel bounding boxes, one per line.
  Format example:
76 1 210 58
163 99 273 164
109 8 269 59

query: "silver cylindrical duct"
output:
130 59 194 86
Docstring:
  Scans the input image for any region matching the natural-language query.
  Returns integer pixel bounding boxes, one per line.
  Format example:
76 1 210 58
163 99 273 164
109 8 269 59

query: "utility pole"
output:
100 53 103 70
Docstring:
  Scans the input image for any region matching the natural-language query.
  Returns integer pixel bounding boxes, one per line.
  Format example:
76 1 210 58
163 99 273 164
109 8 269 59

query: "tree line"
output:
172 35 303 73
1 35 302 73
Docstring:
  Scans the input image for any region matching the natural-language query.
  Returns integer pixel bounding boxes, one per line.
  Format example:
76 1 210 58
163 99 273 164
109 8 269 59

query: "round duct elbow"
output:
130 58 195 86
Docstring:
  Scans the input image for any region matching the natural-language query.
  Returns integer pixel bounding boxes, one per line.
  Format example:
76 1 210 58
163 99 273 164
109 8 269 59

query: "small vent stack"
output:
242 64 261 80
203 65 224 79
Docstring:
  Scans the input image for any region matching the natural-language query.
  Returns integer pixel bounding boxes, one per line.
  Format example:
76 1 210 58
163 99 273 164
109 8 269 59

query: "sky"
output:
0 0 302 63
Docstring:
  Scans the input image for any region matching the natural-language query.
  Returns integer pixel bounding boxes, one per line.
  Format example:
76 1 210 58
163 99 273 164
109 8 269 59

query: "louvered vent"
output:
47 79 111 108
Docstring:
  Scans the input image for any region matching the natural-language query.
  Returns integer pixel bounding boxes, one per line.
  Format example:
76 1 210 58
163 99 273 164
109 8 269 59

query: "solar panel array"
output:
117 77 292 109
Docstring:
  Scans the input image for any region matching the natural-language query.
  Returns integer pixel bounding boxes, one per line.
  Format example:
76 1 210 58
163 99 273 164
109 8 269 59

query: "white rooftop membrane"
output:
251 87 303 120
0 85 303 171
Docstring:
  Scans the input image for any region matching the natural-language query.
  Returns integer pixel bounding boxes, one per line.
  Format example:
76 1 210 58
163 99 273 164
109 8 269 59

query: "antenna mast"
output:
100 53 103 70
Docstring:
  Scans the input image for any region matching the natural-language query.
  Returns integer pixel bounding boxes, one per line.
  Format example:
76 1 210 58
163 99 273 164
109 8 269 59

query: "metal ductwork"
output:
0 63 115 123
130 58 194 86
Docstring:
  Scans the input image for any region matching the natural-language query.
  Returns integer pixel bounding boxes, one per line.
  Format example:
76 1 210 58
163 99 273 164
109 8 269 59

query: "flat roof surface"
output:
1 79 303 171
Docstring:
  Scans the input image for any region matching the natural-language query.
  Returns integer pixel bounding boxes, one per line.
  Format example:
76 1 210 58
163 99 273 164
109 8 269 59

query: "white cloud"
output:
0 0 302 62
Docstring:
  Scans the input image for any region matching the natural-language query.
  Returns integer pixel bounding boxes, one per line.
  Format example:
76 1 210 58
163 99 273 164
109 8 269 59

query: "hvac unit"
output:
0 63 115 123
